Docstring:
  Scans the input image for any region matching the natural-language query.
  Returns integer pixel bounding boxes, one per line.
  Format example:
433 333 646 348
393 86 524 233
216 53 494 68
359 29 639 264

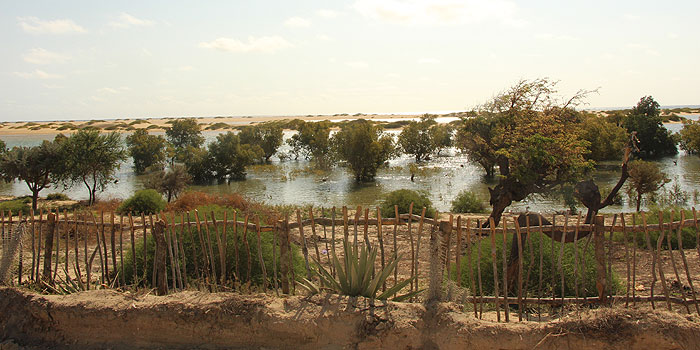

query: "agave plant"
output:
300 240 421 301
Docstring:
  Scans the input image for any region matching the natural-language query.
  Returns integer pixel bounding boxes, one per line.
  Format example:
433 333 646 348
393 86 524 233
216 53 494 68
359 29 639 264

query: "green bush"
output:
455 231 621 298
118 189 166 215
380 189 435 218
46 192 70 201
451 190 487 213
0 197 31 214
633 208 698 250
121 206 306 287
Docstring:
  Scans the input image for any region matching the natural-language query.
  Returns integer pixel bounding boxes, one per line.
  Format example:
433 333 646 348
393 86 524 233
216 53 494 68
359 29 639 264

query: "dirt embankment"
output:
1 288 699 350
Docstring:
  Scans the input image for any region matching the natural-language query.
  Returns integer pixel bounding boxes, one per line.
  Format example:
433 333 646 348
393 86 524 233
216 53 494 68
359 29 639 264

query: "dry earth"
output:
1 287 700 350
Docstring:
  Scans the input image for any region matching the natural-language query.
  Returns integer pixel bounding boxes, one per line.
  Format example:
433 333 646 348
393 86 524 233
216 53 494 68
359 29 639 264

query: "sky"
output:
1 0 699 122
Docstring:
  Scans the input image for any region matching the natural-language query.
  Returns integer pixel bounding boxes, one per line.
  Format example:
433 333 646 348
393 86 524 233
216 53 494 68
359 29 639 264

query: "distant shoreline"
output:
0 109 698 136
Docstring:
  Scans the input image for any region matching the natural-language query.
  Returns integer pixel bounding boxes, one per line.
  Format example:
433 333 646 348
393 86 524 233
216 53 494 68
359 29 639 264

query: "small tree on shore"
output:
626 159 670 211
0 141 61 211
58 130 127 205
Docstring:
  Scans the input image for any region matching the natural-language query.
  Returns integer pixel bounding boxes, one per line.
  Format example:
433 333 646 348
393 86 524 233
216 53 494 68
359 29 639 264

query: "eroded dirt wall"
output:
1 288 699 350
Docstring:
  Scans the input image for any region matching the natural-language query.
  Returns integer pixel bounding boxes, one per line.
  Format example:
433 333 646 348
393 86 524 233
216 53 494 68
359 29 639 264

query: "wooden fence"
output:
1 206 699 322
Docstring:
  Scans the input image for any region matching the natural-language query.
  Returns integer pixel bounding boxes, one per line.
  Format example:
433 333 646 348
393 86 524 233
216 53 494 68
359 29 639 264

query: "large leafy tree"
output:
58 130 127 205
459 79 594 226
287 120 332 168
623 96 677 158
0 141 61 211
208 132 261 182
456 111 501 177
125 129 168 174
165 118 205 162
679 120 700 155
332 119 395 182
239 122 284 162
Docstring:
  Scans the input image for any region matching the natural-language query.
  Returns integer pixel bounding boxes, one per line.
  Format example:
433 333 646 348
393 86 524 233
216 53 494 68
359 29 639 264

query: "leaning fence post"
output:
41 213 57 284
428 220 449 302
594 215 607 304
154 219 168 296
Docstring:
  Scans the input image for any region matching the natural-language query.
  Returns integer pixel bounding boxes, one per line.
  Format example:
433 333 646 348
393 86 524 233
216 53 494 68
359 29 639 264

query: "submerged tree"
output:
145 164 191 202
239 122 284 162
208 132 260 182
287 120 333 168
398 115 437 162
165 118 205 163
126 129 168 174
332 119 395 182
623 96 677 158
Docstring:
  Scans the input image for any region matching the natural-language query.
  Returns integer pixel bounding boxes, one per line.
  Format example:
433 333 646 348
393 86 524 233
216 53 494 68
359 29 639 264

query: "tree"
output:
125 129 168 174
286 120 333 168
183 146 214 184
678 121 700 155
461 79 594 226
579 113 628 161
430 123 453 155
398 115 437 162
626 160 670 212
238 122 284 162
623 96 677 158
0 141 60 211
455 112 500 177
208 132 260 182
165 118 205 162
58 130 127 205
144 164 191 202
332 119 395 182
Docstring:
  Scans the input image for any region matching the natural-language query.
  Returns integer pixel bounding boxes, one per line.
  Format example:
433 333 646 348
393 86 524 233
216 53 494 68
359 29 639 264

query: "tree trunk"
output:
31 191 39 212
636 193 642 212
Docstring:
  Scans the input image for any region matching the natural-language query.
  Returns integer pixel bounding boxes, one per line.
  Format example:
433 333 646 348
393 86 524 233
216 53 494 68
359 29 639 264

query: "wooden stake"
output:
501 218 509 322
514 217 523 322
296 209 312 279
676 210 700 315
489 217 500 322
255 216 268 290
377 207 386 292
129 213 136 285
667 210 690 313
243 214 251 282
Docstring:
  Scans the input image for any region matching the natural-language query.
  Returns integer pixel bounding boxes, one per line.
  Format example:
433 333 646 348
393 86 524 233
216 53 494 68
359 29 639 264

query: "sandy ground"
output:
1 287 699 350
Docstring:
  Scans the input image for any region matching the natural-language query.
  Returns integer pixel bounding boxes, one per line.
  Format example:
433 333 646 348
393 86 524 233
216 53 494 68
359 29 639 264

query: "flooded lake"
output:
2 116 699 213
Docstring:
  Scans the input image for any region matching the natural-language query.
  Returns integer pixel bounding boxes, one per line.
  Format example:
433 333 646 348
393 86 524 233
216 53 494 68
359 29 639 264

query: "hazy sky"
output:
1 0 698 121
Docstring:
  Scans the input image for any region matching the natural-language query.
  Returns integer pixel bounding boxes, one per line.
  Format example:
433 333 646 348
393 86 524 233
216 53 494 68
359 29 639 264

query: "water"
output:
2 116 700 213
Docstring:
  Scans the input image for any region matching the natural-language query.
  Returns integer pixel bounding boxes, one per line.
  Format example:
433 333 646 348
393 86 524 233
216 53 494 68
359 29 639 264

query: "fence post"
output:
428 220 449 302
279 220 291 294
41 213 57 284
153 219 168 296
594 215 607 304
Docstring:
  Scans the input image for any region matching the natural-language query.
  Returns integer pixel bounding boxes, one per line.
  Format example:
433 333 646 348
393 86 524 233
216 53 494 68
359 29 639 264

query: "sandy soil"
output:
0 113 442 135
1 287 699 350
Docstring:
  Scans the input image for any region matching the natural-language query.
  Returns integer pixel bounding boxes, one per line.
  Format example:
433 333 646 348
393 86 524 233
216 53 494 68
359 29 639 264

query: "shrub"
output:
46 193 70 201
121 207 306 287
451 190 487 213
633 208 698 250
455 231 621 298
117 189 166 215
0 197 31 214
380 189 435 218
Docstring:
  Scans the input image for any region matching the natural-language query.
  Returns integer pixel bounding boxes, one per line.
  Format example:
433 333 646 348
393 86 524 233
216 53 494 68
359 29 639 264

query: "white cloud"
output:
353 0 524 26
97 87 130 94
535 33 578 41
199 36 293 53
18 16 86 34
109 13 155 28
14 69 63 79
317 9 339 18
284 17 311 28
346 61 369 69
623 13 641 21
317 34 332 41
178 66 194 71
417 57 440 64
22 48 70 65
